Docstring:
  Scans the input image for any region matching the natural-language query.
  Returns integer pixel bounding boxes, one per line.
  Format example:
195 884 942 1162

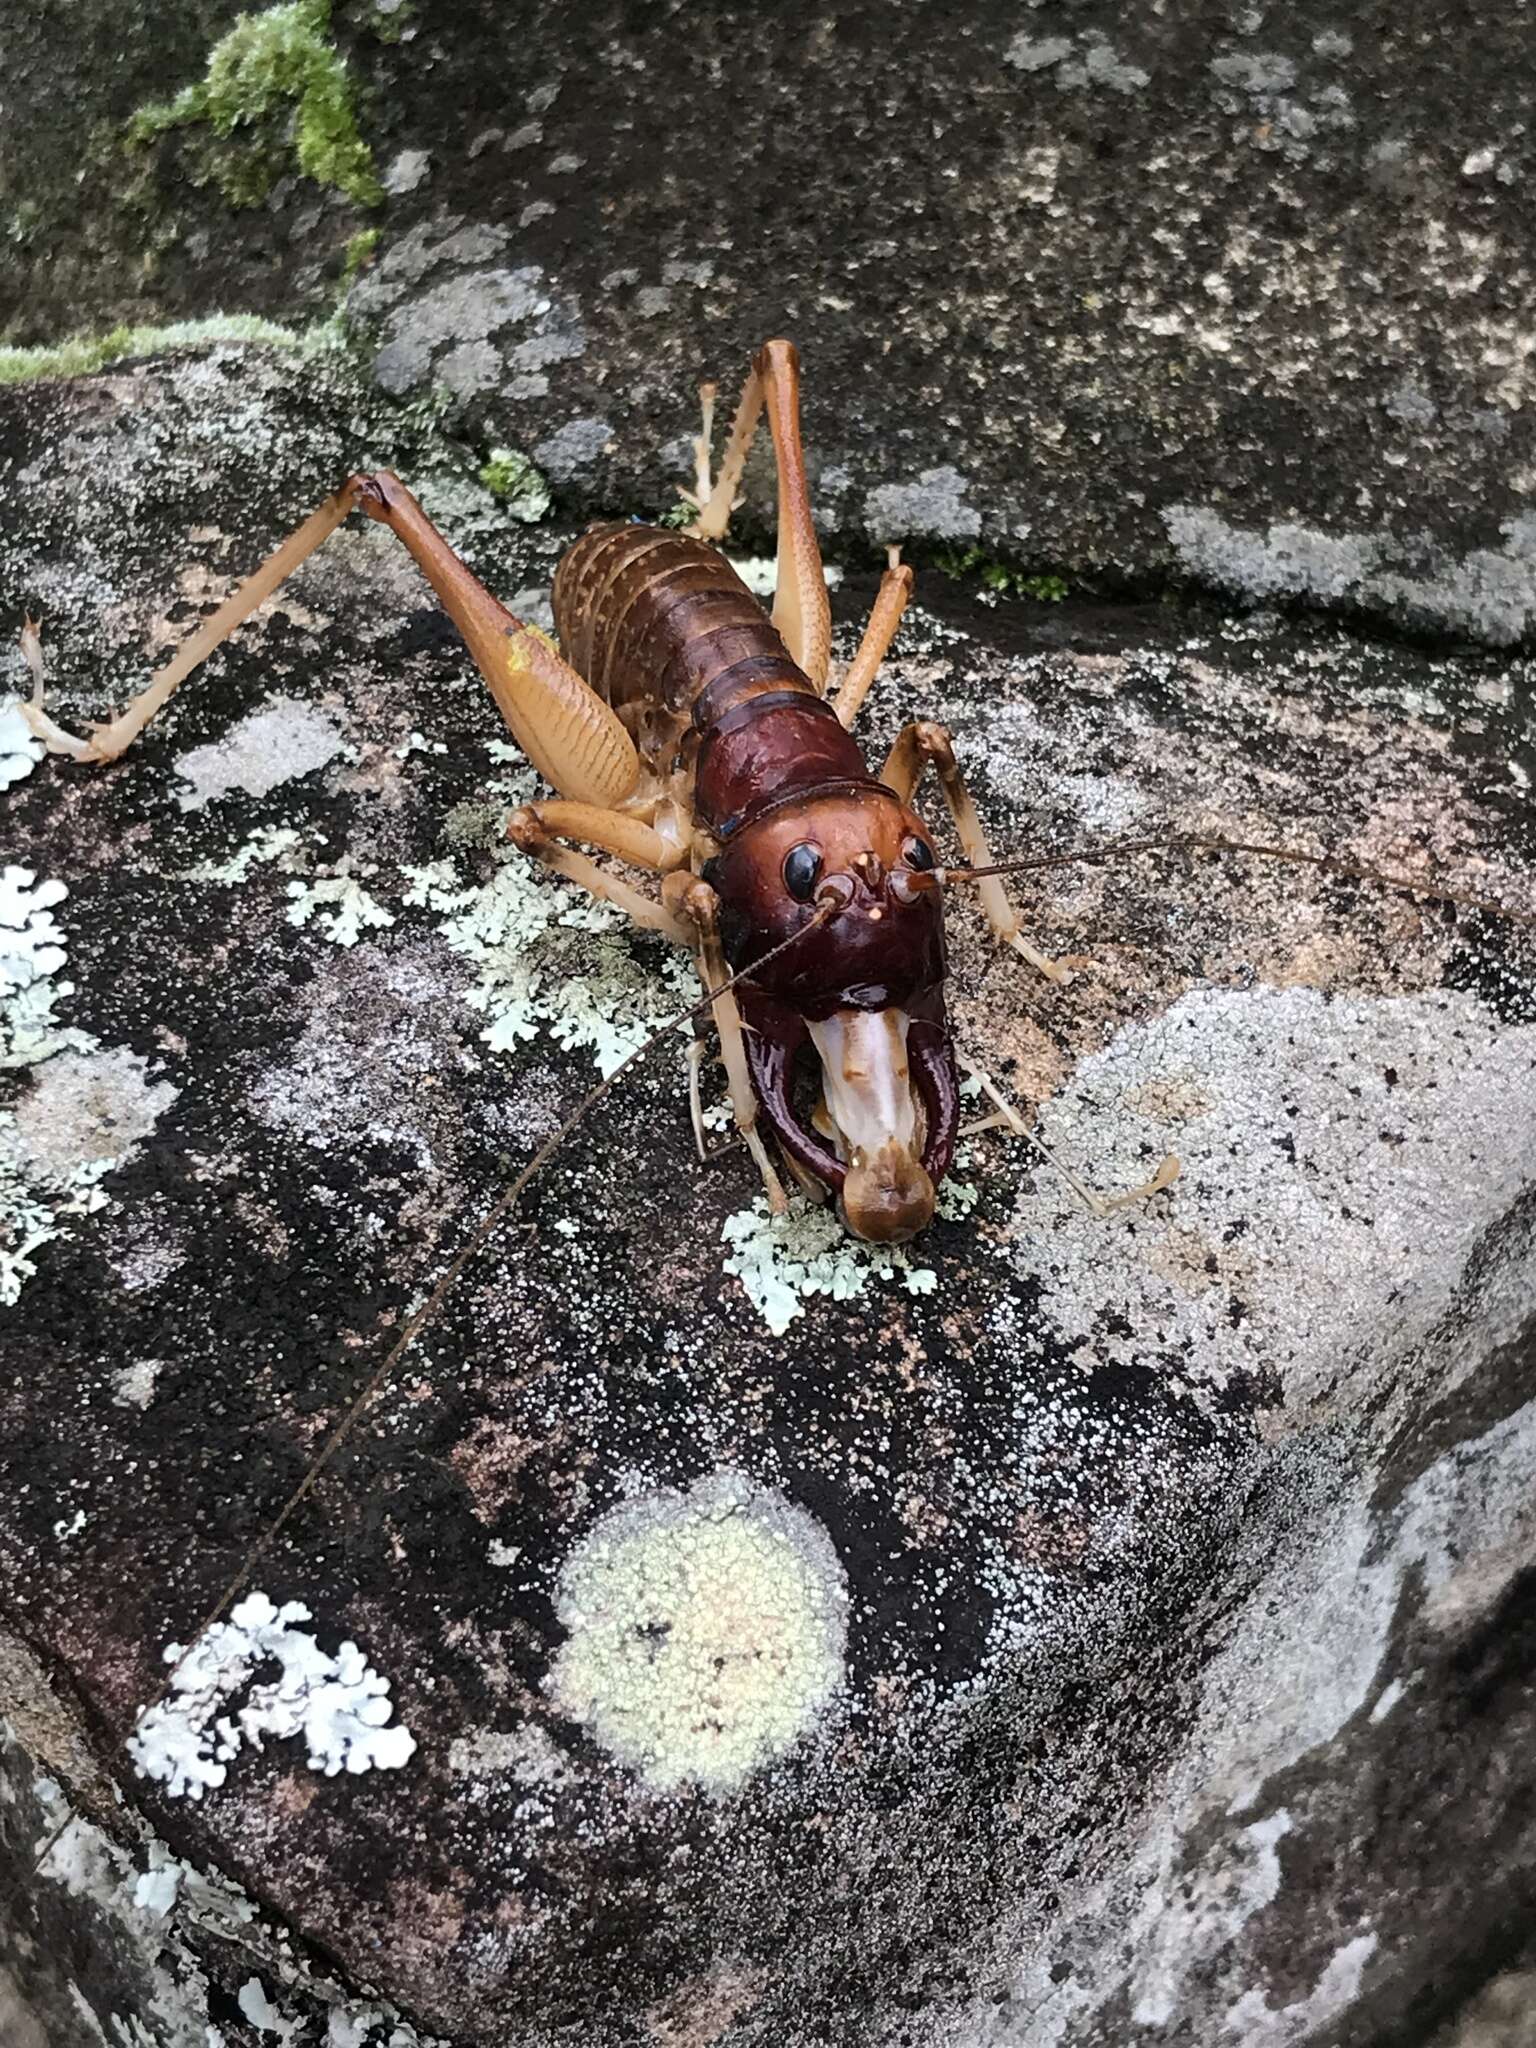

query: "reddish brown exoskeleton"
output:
24 339 1095 1242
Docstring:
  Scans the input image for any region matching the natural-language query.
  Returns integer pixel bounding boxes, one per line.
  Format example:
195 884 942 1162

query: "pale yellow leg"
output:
958 1054 1180 1217
19 472 642 814
508 802 694 945
831 547 916 729
507 799 685 872
19 489 360 763
686 1034 722 1160
664 874 789 1213
689 339 832 691
879 720 1079 985
691 382 718 504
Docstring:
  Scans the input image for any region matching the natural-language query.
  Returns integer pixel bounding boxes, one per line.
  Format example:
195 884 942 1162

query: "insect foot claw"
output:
661 871 718 933
506 805 547 854
13 625 111 761
1008 933 1076 985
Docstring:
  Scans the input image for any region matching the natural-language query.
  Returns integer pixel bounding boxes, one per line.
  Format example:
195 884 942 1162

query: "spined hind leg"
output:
22 470 643 817
685 338 832 692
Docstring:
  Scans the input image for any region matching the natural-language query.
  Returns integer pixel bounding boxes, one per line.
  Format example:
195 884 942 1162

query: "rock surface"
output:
1 342 1535 2046
5 3 1536 641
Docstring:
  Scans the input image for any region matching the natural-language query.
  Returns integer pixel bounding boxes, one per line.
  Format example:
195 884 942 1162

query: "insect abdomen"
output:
552 524 811 726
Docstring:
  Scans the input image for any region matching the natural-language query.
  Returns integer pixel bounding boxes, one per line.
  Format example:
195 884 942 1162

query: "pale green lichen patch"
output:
547 1471 848 1794
404 758 700 1076
0 315 307 387
286 866 396 947
126 0 384 210
187 824 304 885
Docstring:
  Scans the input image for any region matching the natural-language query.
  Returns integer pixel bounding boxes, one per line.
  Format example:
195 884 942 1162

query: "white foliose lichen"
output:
0 870 165 1302
721 1162 980 1336
0 697 45 787
1 864 92 1070
286 867 397 948
188 824 303 885
129 1592 417 1800
548 1470 848 1794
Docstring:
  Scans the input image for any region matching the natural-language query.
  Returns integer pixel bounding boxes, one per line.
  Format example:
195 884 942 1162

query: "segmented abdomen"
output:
552 524 812 727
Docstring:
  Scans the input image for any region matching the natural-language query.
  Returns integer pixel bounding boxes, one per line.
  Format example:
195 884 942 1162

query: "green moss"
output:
934 545 1069 603
125 0 383 210
340 227 380 286
478 448 552 523
0 315 308 386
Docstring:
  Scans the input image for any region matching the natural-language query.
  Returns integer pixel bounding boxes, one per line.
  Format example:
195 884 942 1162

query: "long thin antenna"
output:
18 903 830 1893
938 831 1536 929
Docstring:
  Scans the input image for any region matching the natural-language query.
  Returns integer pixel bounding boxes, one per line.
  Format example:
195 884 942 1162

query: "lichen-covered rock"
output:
1 344 1535 2047
6 4 1536 641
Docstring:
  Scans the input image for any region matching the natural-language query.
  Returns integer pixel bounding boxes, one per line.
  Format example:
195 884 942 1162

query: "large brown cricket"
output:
23 338 1093 1243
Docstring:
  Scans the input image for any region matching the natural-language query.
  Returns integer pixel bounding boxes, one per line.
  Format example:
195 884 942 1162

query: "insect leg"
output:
350 474 639 809
959 1053 1180 1216
664 873 790 1212
507 800 695 944
831 546 916 729
21 471 642 812
689 339 833 691
879 720 1080 985
18 485 361 762
674 380 720 514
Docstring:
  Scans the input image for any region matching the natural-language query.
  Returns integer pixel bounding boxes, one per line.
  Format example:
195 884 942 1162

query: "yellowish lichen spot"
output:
548 1471 848 1795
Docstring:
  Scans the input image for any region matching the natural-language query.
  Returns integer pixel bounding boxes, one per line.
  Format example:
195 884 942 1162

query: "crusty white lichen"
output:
1019 984 1536 1411
29 1768 443 2045
721 1161 979 1336
0 1131 111 1305
172 695 349 811
1162 502 1536 646
547 1470 848 1794
129 1591 416 1800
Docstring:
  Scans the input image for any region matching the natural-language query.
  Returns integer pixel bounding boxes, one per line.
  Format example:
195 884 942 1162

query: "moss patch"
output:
125 0 383 210
339 227 380 289
934 545 1069 603
478 447 552 523
0 316 308 386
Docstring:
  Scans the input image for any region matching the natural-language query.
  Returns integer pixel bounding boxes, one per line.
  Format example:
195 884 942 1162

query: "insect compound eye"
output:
782 842 824 902
902 835 936 872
